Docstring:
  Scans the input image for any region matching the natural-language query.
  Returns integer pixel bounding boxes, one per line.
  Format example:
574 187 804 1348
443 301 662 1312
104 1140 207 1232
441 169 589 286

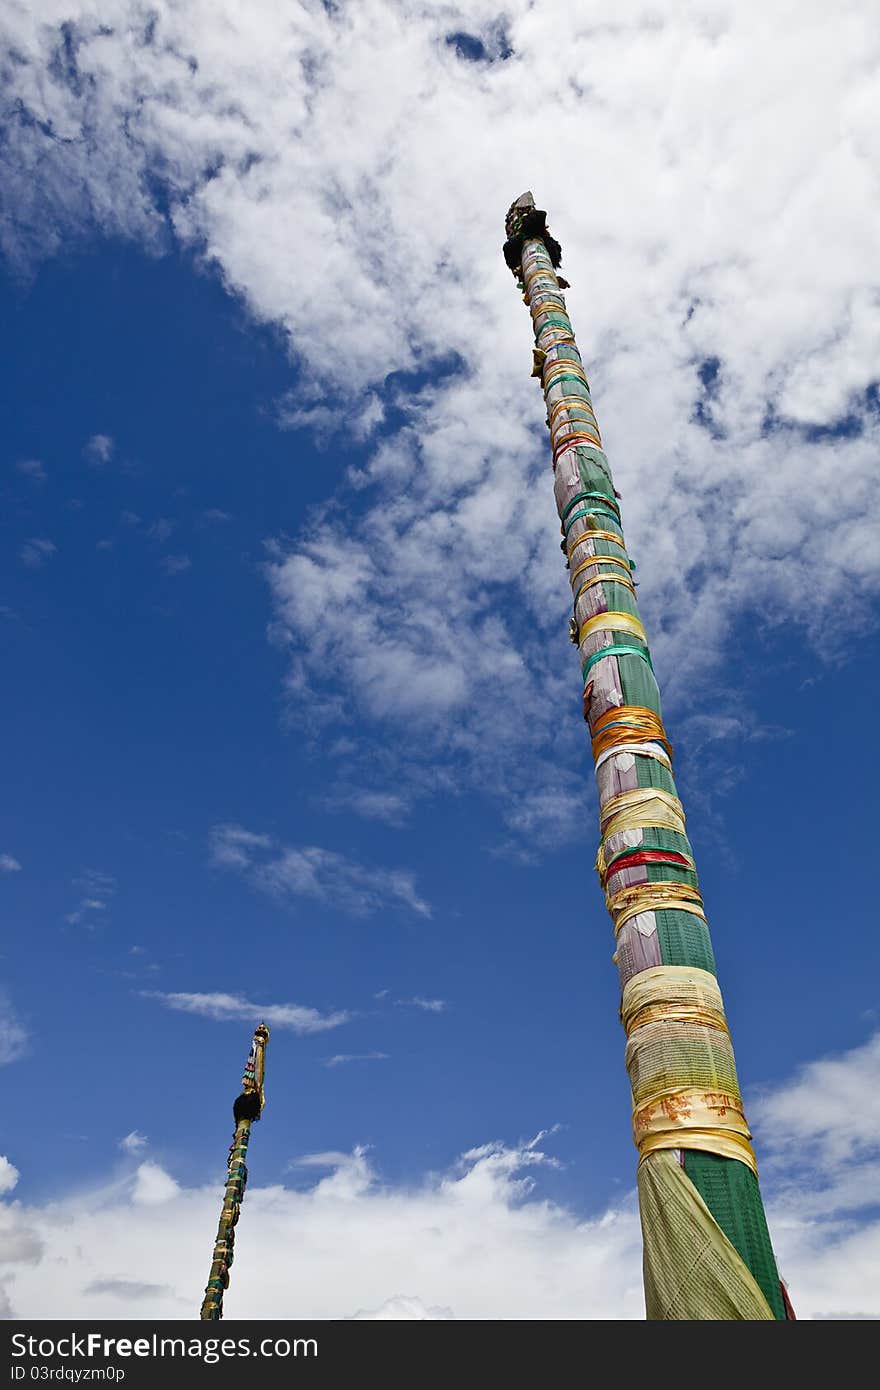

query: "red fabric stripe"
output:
608 849 691 872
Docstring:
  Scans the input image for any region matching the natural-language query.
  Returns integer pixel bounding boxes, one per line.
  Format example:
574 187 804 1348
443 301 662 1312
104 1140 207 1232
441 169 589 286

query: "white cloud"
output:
0 1206 43 1267
19 538 56 569
290 1146 376 1201
397 997 447 1013
752 1031 880 1224
65 869 116 927
327 789 412 827
0 1157 19 1195
132 1161 180 1206
83 434 114 465
751 1029 880 1319
322 1052 389 1068
0 1132 645 1320
83 1278 176 1302
16 458 46 482
209 823 431 918
119 1131 148 1155
146 990 349 1034
161 553 192 575
0 854 21 873
349 1295 453 1320
755 1031 880 1169
1 1031 880 1319
3 1 877 841
208 823 274 869
0 994 27 1066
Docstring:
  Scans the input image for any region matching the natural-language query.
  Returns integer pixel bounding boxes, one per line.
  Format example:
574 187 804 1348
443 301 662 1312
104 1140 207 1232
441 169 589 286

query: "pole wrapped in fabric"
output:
200 1022 270 1320
504 192 791 1320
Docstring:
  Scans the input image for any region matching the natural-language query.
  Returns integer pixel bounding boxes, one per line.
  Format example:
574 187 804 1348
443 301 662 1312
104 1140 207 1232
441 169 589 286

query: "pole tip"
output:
503 195 563 277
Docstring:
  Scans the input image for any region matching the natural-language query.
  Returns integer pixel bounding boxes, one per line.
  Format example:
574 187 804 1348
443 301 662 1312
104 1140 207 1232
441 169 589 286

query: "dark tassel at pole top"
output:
503 191 563 276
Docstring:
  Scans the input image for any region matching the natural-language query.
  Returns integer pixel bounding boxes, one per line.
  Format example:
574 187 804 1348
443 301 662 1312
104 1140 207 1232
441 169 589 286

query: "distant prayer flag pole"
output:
200 1023 270 1320
503 193 792 1320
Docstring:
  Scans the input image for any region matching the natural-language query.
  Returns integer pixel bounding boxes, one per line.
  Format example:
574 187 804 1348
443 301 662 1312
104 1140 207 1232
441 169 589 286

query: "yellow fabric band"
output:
569 547 631 581
613 895 707 936
621 966 726 1037
553 428 604 451
579 610 647 645
549 406 600 435
608 879 703 916
598 789 687 847
592 704 667 735
634 1085 751 1140
567 529 628 559
547 395 598 425
625 998 727 1035
544 358 589 383
523 262 558 287
574 571 638 602
570 553 631 584
638 1129 758 1176
591 707 673 763
536 330 577 348
633 1087 756 1175
533 303 571 323
600 786 685 830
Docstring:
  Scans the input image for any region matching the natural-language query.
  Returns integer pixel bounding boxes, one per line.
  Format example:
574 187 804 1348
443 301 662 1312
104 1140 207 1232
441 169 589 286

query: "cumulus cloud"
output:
2 1 877 842
0 854 21 873
0 1156 19 1195
0 0 878 1325
349 1295 454 1320
0 1132 644 1320
752 1031 880 1221
146 990 350 1034
132 1161 181 1206
209 823 431 918
3 1029 880 1320
752 1031 880 1320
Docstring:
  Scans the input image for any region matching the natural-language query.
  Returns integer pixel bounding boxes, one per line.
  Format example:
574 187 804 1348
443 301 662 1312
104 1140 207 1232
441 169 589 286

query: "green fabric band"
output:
582 644 654 681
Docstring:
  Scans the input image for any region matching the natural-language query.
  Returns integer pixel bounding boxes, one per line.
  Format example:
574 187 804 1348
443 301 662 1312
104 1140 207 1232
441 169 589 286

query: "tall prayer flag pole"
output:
200 1023 270 1320
503 193 792 1320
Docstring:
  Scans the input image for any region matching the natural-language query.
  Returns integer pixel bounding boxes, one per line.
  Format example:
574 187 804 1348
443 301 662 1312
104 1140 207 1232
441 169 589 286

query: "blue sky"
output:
2 0 879 1321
